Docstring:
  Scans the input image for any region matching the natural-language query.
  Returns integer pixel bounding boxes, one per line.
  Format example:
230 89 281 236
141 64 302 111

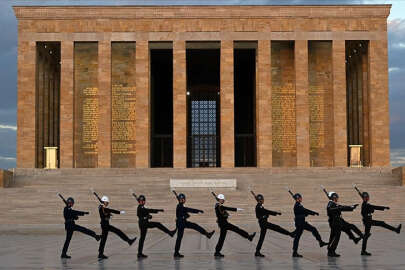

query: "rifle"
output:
320 185 331 200
250 190 259 202
58 193 68 206
172 190 179 201
90 188 103 204
286 187 295 199
129 189 139 201
210 190 219 202
353 184 363 198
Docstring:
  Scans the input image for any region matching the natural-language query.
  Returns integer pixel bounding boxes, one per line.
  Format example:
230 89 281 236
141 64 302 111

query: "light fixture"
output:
353 49 357 53
186 91 190 96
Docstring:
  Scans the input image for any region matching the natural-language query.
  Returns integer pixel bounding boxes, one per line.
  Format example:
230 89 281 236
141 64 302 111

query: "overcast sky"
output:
0 0 404 168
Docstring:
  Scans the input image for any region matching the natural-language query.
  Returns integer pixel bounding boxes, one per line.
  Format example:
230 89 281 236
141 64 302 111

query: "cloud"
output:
0 124 16 131
0 156 16 161
389 67 401 73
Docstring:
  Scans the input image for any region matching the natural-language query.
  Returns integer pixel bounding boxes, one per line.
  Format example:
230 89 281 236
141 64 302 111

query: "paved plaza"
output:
0 227 404 270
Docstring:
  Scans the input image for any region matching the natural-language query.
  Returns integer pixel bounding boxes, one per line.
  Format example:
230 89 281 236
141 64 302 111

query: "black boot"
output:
98 254 108 260
361 251 372 256
95 235 101 241
396 224 402 234
328 251 340 257
319 240 328 247
290 231 296 238
169 229 176 237
128 237 137 246
255 251 265 257
207 230 215 239
354 237 362 244
292 251 303 258
214 252 225 258
173 252 184 258
137 253 148 259
61 254 71 259
248 232 256 241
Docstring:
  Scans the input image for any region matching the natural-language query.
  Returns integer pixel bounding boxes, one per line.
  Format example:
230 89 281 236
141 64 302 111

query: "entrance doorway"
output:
186 46 220 167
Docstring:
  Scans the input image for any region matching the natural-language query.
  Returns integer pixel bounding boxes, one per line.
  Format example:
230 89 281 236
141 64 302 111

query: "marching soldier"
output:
174 193 215 258
327 192 360 257
254 194 295 257
292 193 328 258
98 196 136 259
137 195 176 259
61 197 101 259
214 193 256 258
360 191 401 256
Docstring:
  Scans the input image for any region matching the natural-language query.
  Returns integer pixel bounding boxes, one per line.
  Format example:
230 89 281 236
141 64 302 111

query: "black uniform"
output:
138 204 173 255
361 201 398 253
215 203 252 254
174 203 210 254
61 206 99 257
255 203 293 254
293 202 324 253
98 205 133 256
327 201 358 253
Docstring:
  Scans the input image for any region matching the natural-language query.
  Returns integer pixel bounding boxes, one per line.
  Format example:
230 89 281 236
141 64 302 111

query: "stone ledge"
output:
13 5 391 20
170 178 237 189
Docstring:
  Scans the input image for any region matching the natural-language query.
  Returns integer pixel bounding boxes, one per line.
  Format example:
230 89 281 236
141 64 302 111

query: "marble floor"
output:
0 228 404 270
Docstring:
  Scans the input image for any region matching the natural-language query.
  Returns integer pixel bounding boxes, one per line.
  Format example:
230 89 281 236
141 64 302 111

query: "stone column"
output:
361 52 370 166
256 40 272 168
332 40 348 167
59 41 74 168
220 41 234 168
368 40 390 167
98 41 112 168
17 41 36 168
295 40 310 167
173 41 187 168
135 41 150 168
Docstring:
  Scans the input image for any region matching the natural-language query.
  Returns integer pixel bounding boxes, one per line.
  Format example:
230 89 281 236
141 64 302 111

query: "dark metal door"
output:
187 91 220 167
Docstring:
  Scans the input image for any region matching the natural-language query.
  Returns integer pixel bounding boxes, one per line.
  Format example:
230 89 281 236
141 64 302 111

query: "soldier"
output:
292 193 328 258
327 192 360 257
137 194 176 259
98 196 136 259
61 197 101 259
254 194 295 257
214 194 256 258
360 192 401 256
174 193 215 258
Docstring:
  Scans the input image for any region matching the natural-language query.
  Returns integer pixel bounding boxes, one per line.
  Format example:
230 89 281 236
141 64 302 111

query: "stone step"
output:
0 168 403 229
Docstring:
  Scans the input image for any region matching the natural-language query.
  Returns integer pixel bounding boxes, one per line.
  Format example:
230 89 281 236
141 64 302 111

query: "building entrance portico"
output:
14 5 392 169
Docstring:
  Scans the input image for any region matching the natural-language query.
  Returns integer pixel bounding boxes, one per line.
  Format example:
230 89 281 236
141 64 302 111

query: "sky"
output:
0 0 404 168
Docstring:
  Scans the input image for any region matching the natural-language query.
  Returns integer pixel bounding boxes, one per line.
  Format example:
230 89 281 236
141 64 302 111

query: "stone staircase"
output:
0 168 403 233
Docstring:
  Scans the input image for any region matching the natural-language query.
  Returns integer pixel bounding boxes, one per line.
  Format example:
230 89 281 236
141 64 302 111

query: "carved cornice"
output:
13 5 391 20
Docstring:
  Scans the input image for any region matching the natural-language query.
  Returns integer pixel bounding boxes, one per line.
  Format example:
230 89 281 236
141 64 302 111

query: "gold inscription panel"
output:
271 41 297 167
74 42 98 168
111 42 136 168
308 41 334 167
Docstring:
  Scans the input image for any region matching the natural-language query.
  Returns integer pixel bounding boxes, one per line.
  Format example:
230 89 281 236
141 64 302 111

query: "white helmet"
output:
101 196 110 203
217 194 225 200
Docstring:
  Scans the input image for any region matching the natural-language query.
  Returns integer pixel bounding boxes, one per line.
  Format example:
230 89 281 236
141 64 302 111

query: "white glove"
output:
237 208 244 211
120 211 126 214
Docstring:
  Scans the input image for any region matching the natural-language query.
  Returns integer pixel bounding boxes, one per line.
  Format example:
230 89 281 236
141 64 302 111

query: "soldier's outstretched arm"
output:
221 205 238 212
72 209 89 216
184 206 203 214
105 208 121 214
370 204 388 211
264 207 280 216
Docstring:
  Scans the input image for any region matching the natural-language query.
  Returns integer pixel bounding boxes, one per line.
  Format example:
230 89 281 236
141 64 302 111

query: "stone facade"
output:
13 5 391 168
